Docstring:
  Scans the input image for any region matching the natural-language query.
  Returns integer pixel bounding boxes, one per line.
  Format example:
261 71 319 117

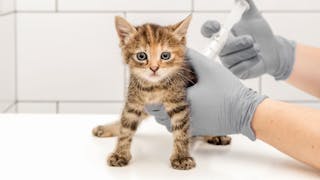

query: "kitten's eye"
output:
161 52 171 60
136 52 148 61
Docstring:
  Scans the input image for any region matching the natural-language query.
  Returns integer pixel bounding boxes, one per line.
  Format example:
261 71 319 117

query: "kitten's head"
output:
115 15 192 83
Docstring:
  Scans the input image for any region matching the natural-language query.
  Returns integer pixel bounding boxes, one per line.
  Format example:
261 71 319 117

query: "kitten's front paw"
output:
107 153 131 167
170 156 196 170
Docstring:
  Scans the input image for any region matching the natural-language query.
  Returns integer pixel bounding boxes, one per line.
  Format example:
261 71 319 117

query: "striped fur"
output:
92 15 231 170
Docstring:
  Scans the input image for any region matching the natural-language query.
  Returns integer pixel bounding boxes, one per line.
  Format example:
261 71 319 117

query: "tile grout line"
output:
13 10 320 14
18 100 125 103
54 0 58 113
16 10 194 13
16 100 320 103
55 0 58 12
55 0 59 114
191 0 194 12
16 101 19 113
14 0 18 113
56 101 59 113
0 11 15 16
14 101 18 113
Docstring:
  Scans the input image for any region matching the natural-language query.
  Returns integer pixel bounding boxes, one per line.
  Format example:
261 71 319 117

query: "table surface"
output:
0 114 319 180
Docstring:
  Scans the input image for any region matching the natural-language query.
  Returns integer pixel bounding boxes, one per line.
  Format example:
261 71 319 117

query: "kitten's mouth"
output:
150 73 159 77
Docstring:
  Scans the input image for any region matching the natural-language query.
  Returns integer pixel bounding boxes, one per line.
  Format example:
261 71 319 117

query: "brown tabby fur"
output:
92 15 231 170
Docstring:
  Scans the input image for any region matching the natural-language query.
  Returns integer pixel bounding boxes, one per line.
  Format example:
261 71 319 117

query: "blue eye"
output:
161 52 171 60
136 52 148 61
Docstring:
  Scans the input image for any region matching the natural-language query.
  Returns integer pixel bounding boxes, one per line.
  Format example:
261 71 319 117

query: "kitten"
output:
92 15 231 170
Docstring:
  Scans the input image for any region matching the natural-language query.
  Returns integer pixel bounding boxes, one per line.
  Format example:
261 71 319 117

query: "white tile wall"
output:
261 13 320 100
0 0 319 114
17 102 56 113
4 103 16 113
59 102 124 114
257 0 320 11
0 0 15 14
16 0 56 11
0 14 15 112
194 0 320 11
0 102 13 113
58 0 192 11
17 13 125 101
264 13 320 47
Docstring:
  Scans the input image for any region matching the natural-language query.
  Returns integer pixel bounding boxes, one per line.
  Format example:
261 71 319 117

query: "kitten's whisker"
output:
179 66 195 74
177 72 195 85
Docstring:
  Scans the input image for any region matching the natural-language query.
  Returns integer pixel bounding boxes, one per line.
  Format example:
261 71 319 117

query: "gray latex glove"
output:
145 48 267 141
201 0 296 80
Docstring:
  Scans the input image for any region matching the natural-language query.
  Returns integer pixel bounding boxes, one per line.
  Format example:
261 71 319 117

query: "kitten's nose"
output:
150 66 159 73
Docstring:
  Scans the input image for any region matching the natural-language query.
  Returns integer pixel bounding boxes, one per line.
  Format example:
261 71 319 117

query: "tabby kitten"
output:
92 15 231 170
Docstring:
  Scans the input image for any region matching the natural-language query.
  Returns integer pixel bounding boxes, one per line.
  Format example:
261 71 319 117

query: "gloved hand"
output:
145 48 267 141
201 0 296 80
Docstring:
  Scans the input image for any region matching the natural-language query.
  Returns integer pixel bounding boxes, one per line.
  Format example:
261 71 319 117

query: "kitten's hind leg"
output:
92 121 120 138
203 136 232 145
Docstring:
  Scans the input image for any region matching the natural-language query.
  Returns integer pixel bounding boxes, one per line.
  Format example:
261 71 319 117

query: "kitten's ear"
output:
115 16 137 44
172 14 192 41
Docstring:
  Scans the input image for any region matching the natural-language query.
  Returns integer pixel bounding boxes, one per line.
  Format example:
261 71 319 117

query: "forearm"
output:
252 98 320 169
287 43 320 98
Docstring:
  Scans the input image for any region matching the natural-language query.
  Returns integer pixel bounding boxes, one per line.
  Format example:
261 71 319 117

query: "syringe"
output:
202 0 250 60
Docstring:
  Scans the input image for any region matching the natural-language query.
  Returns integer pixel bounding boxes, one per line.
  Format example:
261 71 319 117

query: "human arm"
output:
252 98 320 169
287 44 320 98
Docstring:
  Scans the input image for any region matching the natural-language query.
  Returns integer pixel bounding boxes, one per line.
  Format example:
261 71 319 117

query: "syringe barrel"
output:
202 0 249 60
